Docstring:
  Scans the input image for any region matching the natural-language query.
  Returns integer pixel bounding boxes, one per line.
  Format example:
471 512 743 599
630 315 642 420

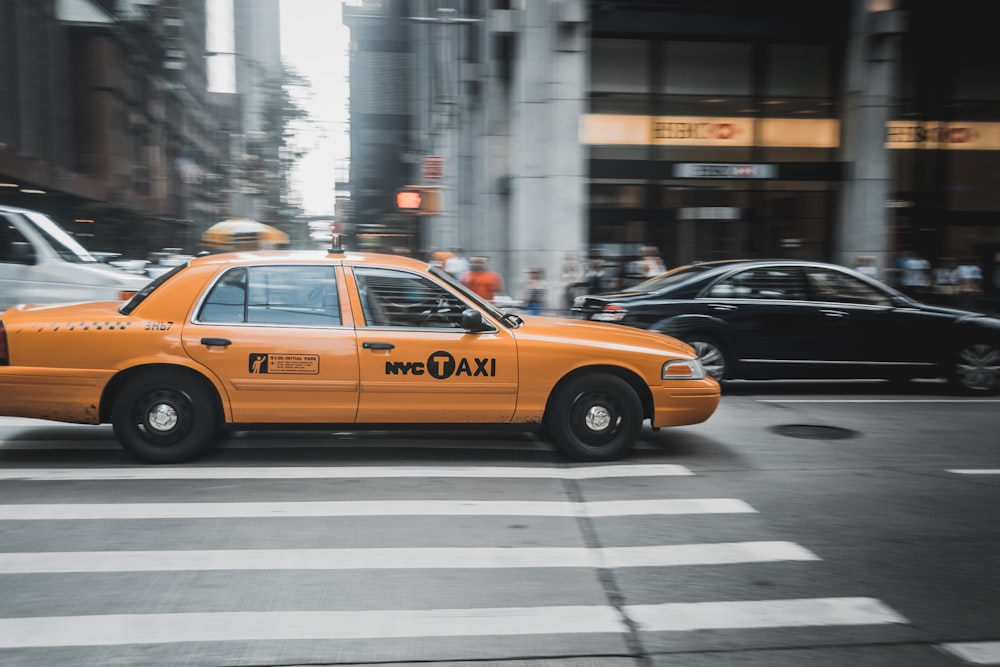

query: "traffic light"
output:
395 185 441 216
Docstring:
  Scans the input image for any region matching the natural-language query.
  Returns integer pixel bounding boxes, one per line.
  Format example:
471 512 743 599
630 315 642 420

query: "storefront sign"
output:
885 121 1000 150
580 115 840 148
674 163 777 179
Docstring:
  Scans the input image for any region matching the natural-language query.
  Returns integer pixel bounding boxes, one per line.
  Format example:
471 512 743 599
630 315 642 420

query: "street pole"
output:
408 7 479 253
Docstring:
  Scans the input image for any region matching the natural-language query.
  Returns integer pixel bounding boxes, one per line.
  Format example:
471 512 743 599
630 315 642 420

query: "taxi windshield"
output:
430 265 519 328
118 262 189 314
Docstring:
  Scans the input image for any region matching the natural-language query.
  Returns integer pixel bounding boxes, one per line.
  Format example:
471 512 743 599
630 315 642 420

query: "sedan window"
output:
706 268 807 300
354 267 470 328
805 268 892 306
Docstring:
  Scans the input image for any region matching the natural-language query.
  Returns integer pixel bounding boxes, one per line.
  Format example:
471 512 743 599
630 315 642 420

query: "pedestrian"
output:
561 252 583 311
444 247 470 280
462 256 505 302
900 251 931 298
954 256 983 311
992 252 1000 315
430 249 452 271
522 267 547 315
853 255 879 280
637 245 667 278
581 252 608 294
932 257 958 304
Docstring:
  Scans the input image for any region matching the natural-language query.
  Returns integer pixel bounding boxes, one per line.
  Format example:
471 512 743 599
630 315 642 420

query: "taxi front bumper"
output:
650 379 720 428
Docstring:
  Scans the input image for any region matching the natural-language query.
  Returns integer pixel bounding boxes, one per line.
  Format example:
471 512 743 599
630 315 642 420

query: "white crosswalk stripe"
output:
0 463 695 480
941 641 1000 665
0 497 756 520
0 541 819 573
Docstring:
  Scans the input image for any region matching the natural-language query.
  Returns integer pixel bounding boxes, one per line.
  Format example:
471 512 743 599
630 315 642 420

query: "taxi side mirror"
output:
461 308 486 331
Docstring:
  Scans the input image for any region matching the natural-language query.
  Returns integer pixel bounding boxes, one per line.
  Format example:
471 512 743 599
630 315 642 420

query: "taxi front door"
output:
350 266 518 423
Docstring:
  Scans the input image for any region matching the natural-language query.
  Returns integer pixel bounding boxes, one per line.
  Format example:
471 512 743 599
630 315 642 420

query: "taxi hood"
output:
511 314 696 357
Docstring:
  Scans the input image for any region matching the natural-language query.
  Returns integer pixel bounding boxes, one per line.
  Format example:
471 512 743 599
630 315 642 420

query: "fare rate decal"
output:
249 353 320 375
385 350 496 379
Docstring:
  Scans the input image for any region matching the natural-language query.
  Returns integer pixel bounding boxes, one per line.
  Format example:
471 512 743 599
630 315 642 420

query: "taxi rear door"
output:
348 266 518 423
182 264 360 423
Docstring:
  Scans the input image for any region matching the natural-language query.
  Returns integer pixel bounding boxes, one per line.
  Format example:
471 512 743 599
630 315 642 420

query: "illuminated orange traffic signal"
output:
395 185 440 215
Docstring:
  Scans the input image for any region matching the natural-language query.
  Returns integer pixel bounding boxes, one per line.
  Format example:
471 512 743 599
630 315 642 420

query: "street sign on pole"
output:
422 155 444 180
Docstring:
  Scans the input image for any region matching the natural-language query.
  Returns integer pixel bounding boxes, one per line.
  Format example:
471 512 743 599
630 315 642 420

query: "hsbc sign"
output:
674 163 777 179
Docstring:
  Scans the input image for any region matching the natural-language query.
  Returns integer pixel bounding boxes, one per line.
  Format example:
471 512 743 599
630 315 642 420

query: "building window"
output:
661 42 751 97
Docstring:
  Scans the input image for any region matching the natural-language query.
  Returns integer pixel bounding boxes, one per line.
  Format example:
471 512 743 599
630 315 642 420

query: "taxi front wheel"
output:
112 369 218 464
547 373 641 461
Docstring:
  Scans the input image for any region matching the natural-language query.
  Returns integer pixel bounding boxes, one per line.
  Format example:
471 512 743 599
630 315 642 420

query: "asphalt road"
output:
0 379 998 667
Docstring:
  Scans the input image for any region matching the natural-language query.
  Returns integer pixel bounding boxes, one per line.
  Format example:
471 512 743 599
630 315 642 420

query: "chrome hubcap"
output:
147 403 179 432
584 405 612 431
691 341 725 380
957 344 1000 391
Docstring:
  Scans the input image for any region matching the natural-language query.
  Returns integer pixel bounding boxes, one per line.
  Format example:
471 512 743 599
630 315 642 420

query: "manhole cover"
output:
770 424 857 440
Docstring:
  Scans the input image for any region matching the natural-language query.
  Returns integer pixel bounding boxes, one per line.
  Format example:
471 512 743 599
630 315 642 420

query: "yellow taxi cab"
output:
0 244 720 463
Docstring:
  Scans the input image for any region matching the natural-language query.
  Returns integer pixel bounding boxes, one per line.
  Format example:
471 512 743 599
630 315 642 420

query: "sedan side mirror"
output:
460 308 486 331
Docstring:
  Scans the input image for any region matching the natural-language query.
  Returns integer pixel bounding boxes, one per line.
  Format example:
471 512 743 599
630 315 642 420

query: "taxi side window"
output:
199 266 341 326
354 267 468 328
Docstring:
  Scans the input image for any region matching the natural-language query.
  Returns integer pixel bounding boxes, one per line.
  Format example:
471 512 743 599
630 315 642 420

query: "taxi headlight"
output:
662 358 706 380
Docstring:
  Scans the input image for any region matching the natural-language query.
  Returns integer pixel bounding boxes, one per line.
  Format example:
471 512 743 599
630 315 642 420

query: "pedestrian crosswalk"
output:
0 459 990 665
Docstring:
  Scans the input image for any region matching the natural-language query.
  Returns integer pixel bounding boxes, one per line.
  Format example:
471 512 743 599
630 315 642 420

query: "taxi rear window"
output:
118 262 188 315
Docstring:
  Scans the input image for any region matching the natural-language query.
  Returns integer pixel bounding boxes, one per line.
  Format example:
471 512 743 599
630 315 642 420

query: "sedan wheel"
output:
685 337 728 381
547 373 641 461
952 343 1000 394
112 370 218 463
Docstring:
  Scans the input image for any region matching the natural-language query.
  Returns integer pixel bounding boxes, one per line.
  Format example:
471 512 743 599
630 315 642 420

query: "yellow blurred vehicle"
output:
0 245 719 463
201 218 290 252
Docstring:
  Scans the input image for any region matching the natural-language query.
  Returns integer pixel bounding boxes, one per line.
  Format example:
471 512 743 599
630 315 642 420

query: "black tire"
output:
681 335 729 381
546 373 642 461
950 342 1000 395
112 369 218 463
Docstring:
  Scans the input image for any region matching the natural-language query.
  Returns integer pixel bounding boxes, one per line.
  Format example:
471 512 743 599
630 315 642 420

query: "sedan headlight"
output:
662 358 706 380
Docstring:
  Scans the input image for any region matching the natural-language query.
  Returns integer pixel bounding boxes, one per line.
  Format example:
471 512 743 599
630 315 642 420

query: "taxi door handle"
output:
363 341 395 350
200 337 232 347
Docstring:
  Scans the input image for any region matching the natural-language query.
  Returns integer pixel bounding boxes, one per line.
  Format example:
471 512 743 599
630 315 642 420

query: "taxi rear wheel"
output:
112 370 218 464
547 373 642 461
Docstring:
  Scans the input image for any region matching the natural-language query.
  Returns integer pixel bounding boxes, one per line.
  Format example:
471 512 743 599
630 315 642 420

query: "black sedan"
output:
572 259 1000 393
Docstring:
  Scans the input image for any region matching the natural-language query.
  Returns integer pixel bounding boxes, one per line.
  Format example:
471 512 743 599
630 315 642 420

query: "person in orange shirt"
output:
462 256 505 302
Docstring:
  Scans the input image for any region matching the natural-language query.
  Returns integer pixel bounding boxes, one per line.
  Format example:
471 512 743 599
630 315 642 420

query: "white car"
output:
0 205 151 312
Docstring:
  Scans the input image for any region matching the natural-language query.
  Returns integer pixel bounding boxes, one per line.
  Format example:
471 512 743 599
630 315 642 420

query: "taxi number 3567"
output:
145 321 173 330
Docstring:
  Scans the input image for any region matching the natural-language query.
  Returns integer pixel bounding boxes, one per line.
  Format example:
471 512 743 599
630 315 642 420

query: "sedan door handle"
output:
363 341 395 350
709 303 737 311
820 309 848 318
200 337 232 347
